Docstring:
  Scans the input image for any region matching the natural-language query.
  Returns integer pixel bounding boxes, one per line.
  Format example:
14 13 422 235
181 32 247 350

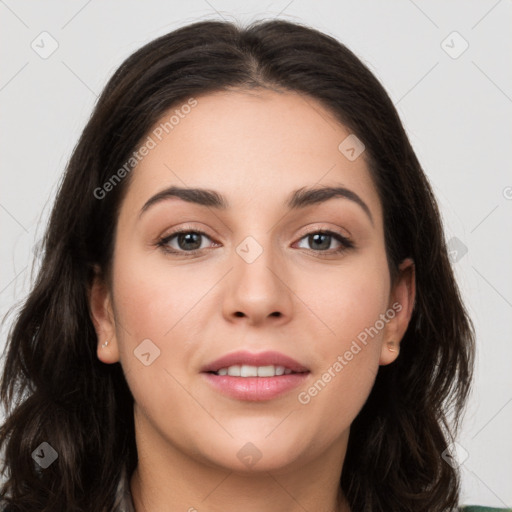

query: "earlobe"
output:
379 258 416 366
386 341 399 353
379 340 400 366
88 267 120 364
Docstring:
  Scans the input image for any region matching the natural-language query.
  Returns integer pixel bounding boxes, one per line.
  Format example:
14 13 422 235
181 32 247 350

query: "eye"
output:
295 230 354 254
157 229 216 255
156 228 354 257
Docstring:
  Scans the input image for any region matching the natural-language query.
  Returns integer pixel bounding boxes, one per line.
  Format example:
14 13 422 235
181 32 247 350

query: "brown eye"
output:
158 229 216 254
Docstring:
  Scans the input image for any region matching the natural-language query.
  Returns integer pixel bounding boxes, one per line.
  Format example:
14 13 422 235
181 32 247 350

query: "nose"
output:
221 237 294 327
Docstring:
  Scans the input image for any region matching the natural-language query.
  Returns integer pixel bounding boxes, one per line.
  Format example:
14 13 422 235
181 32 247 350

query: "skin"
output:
89 89 415 512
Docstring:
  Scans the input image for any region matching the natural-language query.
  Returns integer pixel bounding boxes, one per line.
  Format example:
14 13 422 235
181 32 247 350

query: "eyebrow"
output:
139 185 374 225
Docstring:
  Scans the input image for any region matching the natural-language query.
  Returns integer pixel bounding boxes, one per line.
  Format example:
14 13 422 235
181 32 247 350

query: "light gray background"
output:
1 0 511 507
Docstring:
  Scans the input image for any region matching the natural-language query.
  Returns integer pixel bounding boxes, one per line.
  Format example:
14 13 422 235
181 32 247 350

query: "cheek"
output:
297 251 390 359
109 243 223 414
294 294 386 453
111 244 208 343
110 254 206 425
292 252 390 423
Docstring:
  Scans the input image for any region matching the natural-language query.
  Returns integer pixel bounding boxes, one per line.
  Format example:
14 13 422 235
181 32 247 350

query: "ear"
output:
88 265 120 364
379 258 416 366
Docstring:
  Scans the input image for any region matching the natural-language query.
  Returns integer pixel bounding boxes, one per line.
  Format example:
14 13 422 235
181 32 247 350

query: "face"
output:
90 89 415 474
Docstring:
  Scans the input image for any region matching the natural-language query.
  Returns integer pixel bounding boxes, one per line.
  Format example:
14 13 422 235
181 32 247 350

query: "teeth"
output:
257 365 274 377
215 365 292 377
227 365 240 376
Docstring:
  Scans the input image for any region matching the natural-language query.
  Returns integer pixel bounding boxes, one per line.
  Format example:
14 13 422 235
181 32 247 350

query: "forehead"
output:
120 89 382 223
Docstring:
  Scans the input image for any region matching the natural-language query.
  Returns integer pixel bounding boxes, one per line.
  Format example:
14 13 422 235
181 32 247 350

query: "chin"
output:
195 433 309 474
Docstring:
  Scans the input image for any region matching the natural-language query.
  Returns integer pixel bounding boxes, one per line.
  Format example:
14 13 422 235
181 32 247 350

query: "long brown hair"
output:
0 19 475 511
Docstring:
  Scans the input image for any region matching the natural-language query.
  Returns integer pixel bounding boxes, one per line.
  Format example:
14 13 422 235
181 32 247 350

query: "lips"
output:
200 350 309 374
200 350 310 401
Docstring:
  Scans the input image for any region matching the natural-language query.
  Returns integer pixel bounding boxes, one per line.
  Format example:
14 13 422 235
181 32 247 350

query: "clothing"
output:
462 509 512 512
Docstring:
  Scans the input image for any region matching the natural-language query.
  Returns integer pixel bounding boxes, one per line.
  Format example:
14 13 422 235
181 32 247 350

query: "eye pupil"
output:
310 233 330 250
178 232 202 250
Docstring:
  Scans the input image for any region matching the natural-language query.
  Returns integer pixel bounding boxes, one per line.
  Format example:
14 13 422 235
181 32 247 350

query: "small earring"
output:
387 341 398 353
101 340 109 348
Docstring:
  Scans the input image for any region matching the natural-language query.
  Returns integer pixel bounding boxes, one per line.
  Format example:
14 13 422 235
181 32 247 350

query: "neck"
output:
130 414 351 512
131 468 351 512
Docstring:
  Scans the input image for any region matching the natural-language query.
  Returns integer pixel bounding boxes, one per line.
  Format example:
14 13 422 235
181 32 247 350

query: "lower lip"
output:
201 372 310 401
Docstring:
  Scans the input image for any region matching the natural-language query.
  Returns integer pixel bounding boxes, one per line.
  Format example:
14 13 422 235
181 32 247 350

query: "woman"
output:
0 18 503 512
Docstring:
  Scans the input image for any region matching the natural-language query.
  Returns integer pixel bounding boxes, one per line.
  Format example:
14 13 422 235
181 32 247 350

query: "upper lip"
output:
201 350 309 373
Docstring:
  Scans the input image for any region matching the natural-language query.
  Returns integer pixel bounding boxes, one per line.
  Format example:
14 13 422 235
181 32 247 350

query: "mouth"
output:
206 364 306 377
200 350 310 401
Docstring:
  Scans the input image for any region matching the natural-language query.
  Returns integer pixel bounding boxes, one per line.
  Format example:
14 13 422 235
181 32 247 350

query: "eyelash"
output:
156 227 355 257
